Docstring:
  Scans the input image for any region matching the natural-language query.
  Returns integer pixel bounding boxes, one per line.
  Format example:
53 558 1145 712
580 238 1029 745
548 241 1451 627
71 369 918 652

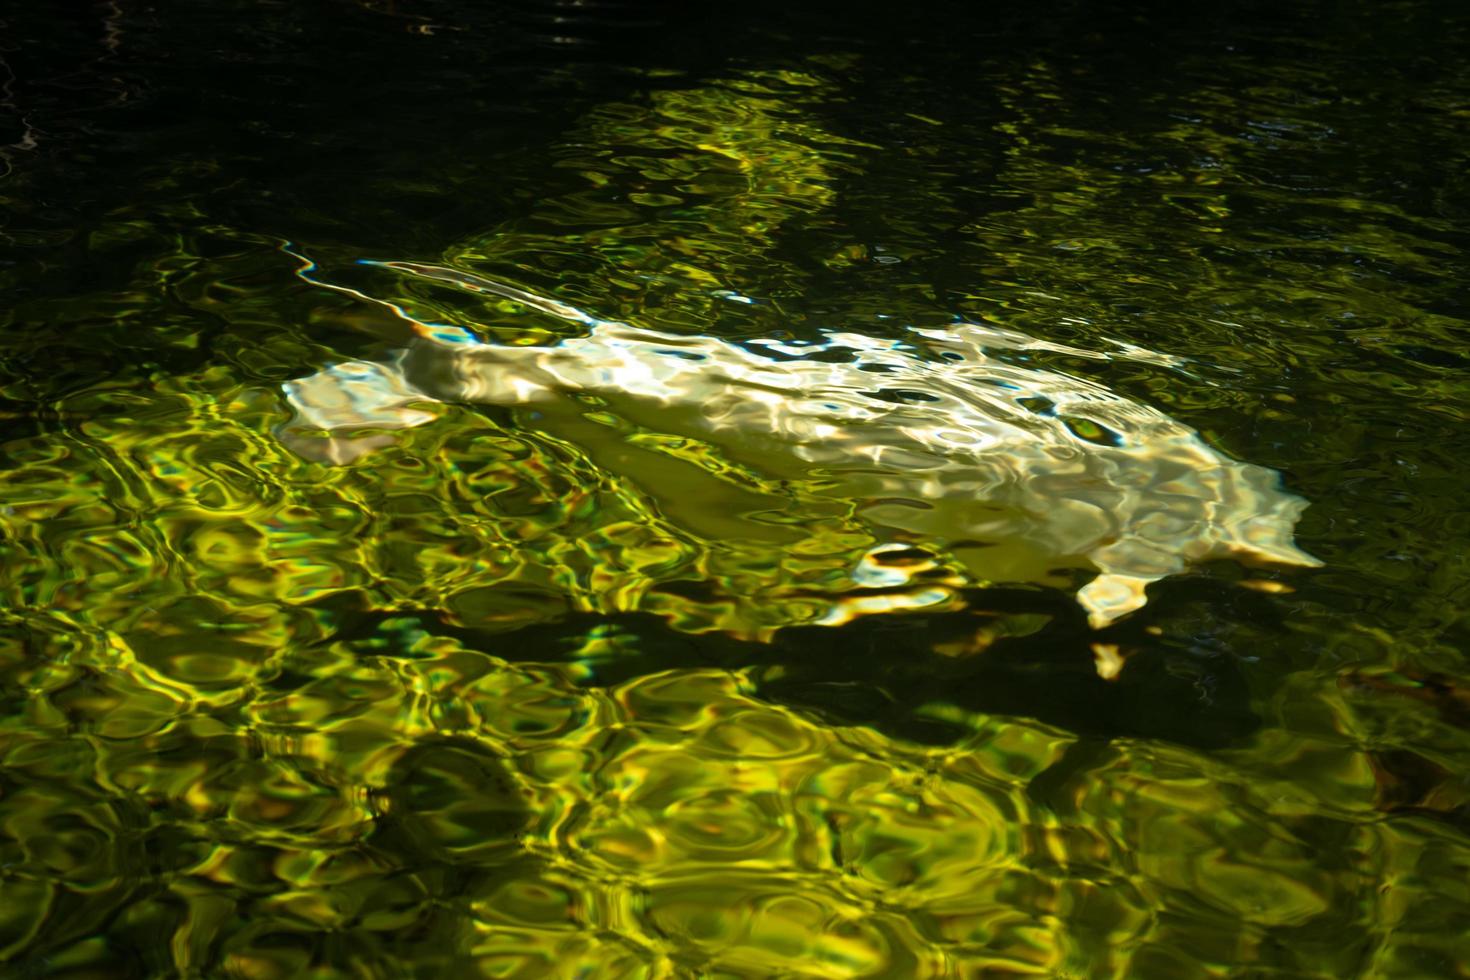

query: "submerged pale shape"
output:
281 263 1320 627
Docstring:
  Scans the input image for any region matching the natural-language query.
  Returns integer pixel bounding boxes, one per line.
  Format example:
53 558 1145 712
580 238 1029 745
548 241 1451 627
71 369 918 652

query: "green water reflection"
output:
2 1 1470 976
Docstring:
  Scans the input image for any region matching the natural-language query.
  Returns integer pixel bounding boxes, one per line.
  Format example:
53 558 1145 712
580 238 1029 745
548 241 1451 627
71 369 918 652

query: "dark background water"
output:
3 1 1470 976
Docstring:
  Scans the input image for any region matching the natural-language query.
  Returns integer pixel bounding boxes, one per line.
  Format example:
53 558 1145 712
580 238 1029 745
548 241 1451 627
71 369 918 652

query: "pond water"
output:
2 1 1469 976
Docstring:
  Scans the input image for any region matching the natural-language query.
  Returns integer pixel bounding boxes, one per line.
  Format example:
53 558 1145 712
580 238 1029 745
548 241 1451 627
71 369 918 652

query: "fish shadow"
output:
312 573 1285 751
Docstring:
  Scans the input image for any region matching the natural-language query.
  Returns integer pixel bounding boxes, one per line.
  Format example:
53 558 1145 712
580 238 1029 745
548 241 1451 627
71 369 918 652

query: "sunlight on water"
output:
3 3 1470 976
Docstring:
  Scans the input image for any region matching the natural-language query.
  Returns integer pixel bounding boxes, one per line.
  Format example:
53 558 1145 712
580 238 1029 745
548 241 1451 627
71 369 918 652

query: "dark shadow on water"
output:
310 577 1276 750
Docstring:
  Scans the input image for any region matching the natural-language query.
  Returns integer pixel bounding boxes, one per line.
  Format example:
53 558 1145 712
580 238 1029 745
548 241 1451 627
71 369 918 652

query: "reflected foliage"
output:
2 0 1470 976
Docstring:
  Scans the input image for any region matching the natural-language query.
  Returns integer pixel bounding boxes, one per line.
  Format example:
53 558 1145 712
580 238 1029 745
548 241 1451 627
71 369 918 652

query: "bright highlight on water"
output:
280 261 1321 631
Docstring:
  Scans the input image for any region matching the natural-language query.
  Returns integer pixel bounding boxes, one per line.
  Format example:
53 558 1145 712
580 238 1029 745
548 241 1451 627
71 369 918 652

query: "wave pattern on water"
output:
4 3 1470 976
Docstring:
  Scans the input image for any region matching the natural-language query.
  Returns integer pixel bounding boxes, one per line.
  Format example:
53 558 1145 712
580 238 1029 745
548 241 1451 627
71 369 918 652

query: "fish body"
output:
281 264 1320 627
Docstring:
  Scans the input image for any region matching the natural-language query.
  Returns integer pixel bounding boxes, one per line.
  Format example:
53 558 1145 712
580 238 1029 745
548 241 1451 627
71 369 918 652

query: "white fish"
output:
281 261 1321 627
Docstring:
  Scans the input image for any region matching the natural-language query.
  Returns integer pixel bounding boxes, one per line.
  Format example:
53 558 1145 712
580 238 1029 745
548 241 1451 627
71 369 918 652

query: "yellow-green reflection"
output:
2 22 1468 978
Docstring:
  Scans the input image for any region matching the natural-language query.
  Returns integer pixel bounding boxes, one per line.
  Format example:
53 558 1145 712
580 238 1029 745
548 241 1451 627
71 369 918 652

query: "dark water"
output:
3 1 1470 976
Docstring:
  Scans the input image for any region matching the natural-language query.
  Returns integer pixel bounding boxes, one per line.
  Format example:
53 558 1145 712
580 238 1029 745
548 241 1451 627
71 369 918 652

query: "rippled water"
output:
3 1 1470 976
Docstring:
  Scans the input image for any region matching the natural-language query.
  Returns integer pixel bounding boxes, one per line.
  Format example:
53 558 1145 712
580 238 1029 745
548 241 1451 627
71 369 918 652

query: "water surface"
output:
3 1 1470 976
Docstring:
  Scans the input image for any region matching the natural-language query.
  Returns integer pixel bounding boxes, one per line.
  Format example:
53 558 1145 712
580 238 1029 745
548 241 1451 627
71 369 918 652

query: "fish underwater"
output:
279 259 1321 630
